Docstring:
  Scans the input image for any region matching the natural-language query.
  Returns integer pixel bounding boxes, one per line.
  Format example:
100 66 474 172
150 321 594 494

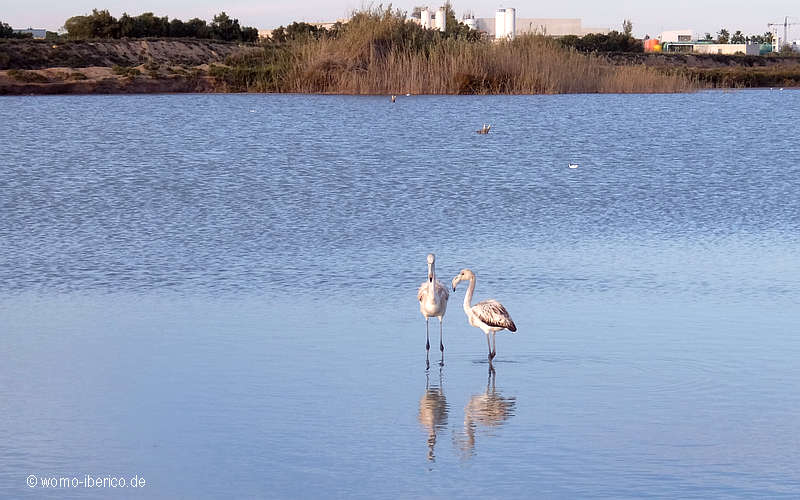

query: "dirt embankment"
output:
0 38 257 94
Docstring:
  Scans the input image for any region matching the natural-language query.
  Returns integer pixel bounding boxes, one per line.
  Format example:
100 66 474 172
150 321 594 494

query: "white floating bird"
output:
418 254 450 367
452 269 516 362
391 95 396 102
568 163 579 169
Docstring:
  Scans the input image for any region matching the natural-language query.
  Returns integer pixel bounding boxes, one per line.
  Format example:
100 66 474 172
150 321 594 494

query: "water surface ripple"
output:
2 91 799 498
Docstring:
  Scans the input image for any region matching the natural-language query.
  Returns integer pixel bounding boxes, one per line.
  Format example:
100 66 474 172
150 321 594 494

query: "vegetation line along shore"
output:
3 6 800 94
211 7 697 94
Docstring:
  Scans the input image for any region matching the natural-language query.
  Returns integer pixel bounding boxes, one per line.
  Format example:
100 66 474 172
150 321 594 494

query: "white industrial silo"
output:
420 8 431 29
435 7 446 32
504 8 516 40
495 9 506 39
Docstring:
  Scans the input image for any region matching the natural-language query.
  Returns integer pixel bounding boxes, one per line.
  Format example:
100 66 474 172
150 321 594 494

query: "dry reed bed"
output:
217 11 699 94
281 37 697 94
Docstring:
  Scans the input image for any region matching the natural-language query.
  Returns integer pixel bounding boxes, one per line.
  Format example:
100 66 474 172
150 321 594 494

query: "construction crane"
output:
767 16 799 52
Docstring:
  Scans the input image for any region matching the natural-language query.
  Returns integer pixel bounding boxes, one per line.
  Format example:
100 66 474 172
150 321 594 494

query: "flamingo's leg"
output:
439 317 444 367
426 318 430 351
439 317 444 352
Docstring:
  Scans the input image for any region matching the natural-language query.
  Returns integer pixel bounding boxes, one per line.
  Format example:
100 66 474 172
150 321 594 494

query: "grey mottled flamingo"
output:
451 269 516 363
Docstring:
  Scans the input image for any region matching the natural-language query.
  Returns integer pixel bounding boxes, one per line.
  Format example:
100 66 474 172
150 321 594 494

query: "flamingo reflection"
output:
456 368 516 457
418 366 449 462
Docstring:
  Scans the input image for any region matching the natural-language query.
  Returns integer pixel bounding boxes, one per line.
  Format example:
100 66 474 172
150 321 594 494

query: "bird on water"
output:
451 269 516 363
418 254 450 367
476 124 491 134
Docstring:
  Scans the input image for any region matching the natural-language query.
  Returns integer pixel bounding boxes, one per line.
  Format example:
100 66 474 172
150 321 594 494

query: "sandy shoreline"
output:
0 66 220 95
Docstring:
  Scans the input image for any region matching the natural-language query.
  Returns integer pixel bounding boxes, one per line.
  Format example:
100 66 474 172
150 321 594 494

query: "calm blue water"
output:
2 91 799 498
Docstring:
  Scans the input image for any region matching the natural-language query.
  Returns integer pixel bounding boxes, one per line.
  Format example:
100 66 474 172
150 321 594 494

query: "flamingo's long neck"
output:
426 263 438 305
463 275 475 313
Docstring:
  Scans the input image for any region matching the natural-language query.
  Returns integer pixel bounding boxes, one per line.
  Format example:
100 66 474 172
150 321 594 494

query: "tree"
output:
442 1 480 41
285 22 321 40
133 12 169 37
560 30 643 53
703 33 713 41
64 9 118 38
240 26 258 43
185 18 210 39
271 22 323 43
0 21 13 38
169 18 187 37
90 9 119 38
211 12 240 41
716 28 729 44
64 15 93 39
118 13 135 37
622 19 633 37
731 30 745 44
58 9 262 41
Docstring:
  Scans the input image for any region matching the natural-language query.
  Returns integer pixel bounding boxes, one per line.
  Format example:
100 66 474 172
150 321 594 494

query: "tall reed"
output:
220 9 698 94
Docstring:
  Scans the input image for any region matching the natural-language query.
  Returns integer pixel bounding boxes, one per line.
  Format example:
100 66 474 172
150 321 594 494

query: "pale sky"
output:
2 0 798 40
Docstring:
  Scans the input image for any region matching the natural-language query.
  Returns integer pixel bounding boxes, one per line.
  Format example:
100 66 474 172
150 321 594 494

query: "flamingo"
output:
418 253 449 367
451 269 516 363
476 124 491 134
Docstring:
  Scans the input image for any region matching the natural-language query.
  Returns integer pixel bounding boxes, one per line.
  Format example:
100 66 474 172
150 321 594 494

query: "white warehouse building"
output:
411 5 609 39
476 16 609 39
413 6 446 32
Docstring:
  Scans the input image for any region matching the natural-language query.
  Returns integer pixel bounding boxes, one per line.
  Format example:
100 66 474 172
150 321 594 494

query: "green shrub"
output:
559 31 643 53
112 64 140 77
7 69 49 83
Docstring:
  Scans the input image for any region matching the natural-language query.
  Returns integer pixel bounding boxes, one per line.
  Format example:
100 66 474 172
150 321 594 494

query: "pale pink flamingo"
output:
418 253 449 367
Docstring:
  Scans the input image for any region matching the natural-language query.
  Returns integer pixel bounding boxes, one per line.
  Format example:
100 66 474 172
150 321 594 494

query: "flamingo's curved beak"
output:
451 276 460 292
